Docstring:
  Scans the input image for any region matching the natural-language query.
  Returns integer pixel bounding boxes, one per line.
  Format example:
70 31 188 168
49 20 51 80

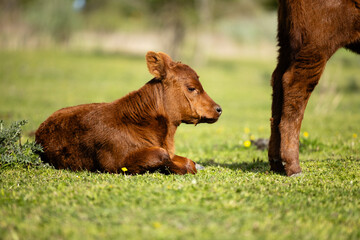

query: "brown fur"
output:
35 51 222 175
269 0 360 176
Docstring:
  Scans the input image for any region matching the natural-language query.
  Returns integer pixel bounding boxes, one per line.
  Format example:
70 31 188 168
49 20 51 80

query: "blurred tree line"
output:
0 0 277 58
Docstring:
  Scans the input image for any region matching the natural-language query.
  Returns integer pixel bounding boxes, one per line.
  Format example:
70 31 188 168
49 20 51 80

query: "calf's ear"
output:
146 51 173 79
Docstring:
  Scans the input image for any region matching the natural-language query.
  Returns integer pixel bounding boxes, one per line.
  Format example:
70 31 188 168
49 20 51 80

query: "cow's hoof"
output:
269 159 286 175
290 172 302 177
285 164 302 177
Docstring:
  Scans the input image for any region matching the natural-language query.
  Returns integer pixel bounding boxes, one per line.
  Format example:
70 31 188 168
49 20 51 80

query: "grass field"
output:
0 49 359 239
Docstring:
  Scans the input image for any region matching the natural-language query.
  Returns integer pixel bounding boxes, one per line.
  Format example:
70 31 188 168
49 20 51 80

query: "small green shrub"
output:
0 120 44 169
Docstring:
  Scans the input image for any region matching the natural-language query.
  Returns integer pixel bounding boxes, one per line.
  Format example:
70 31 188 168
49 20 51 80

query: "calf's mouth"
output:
198 116 219 124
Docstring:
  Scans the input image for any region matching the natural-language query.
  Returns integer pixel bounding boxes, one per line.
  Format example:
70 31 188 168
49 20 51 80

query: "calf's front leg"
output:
169 155 197 175
122 147 196 175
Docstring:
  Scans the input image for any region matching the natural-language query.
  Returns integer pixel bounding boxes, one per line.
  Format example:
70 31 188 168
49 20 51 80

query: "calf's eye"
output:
187 87 196 92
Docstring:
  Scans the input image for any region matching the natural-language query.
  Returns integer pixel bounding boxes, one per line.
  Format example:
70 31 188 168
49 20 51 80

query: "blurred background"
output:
0 0 359 149
0 0 278 63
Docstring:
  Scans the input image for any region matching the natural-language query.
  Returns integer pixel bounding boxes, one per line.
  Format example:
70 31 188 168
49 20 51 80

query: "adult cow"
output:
269 0 360 176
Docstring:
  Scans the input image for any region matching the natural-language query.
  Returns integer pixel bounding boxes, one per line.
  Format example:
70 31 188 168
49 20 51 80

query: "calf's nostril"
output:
216 106 222 115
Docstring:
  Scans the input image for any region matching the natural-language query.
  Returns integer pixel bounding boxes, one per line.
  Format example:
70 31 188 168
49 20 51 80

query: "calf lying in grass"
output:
35 51 222 175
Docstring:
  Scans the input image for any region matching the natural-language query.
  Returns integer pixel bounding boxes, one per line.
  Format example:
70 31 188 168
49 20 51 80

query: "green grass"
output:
0 49 359 239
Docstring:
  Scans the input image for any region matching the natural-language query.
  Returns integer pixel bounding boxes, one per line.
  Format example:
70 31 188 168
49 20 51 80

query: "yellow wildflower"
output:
121 167 128 172
152 222 161 228
216 127 224 134
244 140 251 148
353 133 357 139
250 135 255 141
303 131 309 138
244 127 250 134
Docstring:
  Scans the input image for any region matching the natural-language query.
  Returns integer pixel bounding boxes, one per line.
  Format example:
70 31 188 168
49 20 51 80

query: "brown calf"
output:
35 51 222 175
269 0 360 176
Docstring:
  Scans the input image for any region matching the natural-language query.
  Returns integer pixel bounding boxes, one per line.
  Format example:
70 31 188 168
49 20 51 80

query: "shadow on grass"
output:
199 158 270 173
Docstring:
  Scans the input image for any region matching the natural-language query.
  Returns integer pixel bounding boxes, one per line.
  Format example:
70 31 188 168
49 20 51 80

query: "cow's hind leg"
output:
122 147 196 175
269 62 288 175
279 48 327 176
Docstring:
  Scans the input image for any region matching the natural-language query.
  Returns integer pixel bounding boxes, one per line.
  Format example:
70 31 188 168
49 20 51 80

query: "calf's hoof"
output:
195 163 205 171
290 172 302 178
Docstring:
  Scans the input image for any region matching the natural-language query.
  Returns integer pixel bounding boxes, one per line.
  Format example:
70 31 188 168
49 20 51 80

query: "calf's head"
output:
146 51 222 125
